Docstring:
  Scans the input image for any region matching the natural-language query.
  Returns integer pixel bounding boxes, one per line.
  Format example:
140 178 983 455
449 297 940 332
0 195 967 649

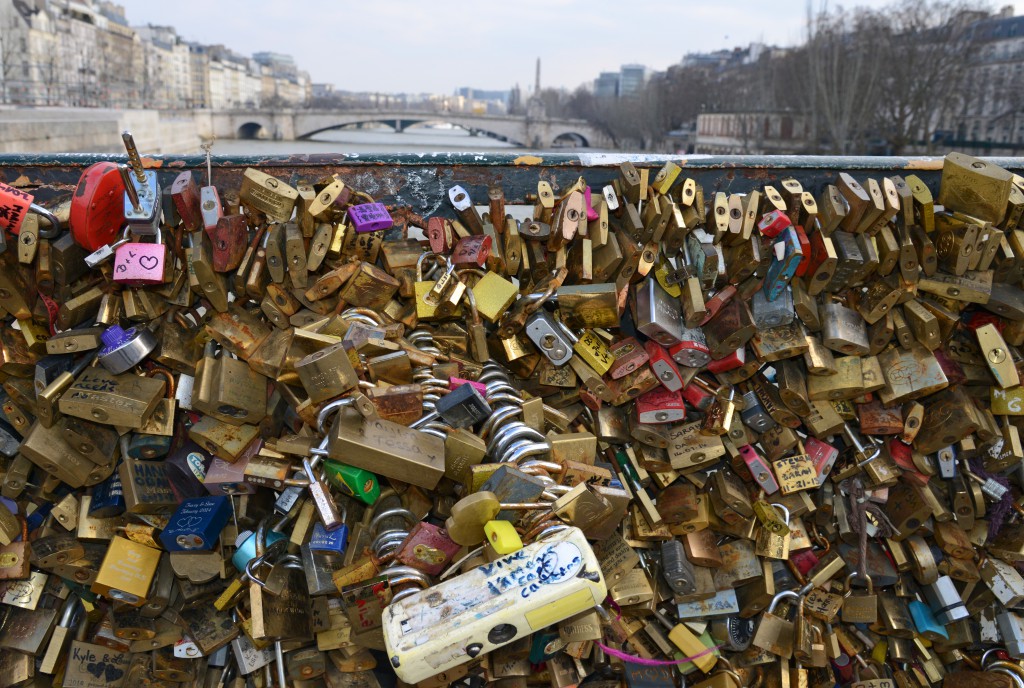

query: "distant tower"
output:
535 58 541 94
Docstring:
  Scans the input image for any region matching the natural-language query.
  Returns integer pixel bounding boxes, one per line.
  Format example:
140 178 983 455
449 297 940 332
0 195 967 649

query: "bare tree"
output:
869 0 988 154
803 6 885 154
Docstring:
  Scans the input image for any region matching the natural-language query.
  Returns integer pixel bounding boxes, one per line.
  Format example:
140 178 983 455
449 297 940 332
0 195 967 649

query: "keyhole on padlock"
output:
487 624 517 644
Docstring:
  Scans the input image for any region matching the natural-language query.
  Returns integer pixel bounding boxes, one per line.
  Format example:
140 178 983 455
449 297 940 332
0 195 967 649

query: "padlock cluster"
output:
1 137 1024 688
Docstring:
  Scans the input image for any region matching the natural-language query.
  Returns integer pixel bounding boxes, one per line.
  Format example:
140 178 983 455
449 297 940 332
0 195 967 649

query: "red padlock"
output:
69 162 125 251
636 387 686 424
758 209 791 238
211 215 248 273
682 379 715 412
707 346 746 373
171 171 203 232
452 234 492 269
701 284 737 326
804 436 839 485
644 340 684 392
669 330 711 369
607 337 649 380
0 181 34 235
792 223 812 277
427 217 454 254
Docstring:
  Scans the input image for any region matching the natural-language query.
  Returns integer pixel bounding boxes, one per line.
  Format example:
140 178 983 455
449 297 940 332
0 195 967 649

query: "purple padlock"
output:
348 202 393 233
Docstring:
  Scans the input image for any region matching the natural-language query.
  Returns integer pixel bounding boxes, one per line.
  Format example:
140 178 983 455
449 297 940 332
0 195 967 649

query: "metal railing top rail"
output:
3 152 1023 209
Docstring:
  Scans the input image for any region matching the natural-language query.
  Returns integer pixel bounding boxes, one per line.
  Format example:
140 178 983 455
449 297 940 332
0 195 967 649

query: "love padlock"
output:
113 226 168 285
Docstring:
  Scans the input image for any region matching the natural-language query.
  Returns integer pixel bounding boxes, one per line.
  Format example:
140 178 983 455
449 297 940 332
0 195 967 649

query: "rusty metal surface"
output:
4 152 1024 214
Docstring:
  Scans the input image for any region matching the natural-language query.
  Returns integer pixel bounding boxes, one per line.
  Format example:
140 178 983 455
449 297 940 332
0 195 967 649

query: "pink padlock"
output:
113 227 168 285
449 376 488 397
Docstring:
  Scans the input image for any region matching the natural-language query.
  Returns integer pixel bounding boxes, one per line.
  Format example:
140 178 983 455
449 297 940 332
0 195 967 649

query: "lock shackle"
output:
369 507 418 536
415 251 446 281
769 503 791 526
57 594 84 628
455 267 486 285
843 422 880 464
464 286 480 319
340 307 385 327
713 668 743 688
245 552 301 589
982 648 1008 669
147 368 176 399
316 393 376 435
844 571 874 594
989 662 1024 688
254 514 290 558
244 538 288 584
28 202 61 239
765 589 802 615
381 564 430 603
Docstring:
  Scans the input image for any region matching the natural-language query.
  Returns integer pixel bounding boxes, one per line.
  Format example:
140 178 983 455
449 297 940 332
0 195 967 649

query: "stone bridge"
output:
207 109 609 149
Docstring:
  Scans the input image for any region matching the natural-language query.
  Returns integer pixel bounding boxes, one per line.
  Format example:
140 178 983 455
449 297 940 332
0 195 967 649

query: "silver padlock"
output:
821 300 870 355
829 230 865 291
922 575 968 625
740 391 777 434
998 609 1024 659
84 226 132 268
120 132 161 235
935 446 957 479
751 286 796 329
633 277 682 347
525 310 574 365
660 538 697 595
301 542 341 596
231 611 275 675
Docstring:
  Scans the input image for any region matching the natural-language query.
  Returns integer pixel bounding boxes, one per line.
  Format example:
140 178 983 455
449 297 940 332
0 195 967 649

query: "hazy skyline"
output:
116 0 1022 95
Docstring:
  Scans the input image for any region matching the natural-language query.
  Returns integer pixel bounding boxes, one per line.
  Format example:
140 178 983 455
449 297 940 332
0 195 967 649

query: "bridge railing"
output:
3 152 1023 209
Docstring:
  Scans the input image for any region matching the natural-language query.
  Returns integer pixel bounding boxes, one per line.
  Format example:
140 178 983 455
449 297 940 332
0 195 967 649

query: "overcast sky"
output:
116 0 1021 94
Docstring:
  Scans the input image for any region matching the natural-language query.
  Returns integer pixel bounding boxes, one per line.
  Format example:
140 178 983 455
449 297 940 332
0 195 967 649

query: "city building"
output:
593 72 619 98
695 112 810 154
0 0 314 110
948 6 1024 154
592 64 652 98
618 64 650 97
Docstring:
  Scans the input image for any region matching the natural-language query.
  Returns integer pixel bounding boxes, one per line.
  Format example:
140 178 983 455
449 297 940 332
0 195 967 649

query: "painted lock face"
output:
113 227 167 285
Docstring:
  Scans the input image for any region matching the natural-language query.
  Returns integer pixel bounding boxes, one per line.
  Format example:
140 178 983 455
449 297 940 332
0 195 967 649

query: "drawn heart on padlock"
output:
176 516 203 529
139 255 159 270
86 662 104 679
105 665 125 682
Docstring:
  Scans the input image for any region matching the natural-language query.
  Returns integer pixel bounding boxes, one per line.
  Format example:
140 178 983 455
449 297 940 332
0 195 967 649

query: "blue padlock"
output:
231 528 286 573
160 495 231 552
309 521 349 555
908 599 948 640
89 471 125 518
763 227 803 302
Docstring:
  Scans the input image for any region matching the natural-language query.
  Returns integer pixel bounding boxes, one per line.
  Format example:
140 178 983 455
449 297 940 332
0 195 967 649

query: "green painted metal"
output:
3 153 1024 213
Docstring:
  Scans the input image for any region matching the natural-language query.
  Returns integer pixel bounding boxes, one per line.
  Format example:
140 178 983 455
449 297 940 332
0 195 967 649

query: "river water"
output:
214 126 591 155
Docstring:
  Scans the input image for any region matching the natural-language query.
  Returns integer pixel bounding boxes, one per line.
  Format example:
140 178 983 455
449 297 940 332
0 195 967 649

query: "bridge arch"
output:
300 120 404 138
237 121 267 139
551 131 591 148
297 117 526 147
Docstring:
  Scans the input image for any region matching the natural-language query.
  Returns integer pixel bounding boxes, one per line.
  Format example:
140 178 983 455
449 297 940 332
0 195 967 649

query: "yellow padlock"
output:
483 520 522 555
